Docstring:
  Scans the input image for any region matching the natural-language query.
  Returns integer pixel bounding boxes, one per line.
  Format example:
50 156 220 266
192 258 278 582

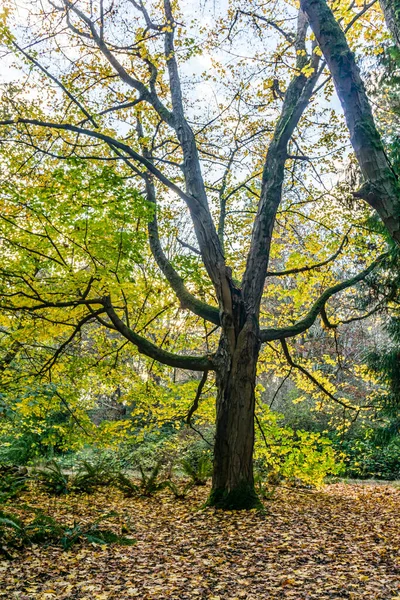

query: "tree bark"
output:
208 314 262 510
301 0 400 246
380 0 400 51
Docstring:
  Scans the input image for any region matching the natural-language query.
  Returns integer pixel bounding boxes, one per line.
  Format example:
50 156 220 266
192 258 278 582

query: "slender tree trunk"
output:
208 310 262 510
380 0 400 52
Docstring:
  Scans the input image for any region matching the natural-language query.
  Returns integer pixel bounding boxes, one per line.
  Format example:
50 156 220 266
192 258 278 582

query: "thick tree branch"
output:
379 0 400 51
136 119 220 326
242 10 323 314
266 231 349 277
260 253 387 342
0 118 199 208
321 300 385 329
146 180 220 325
162 0 230 313
177 237 201 256
61 0 175 127
280 338 356 409
0 298 104 312
103 296 215 371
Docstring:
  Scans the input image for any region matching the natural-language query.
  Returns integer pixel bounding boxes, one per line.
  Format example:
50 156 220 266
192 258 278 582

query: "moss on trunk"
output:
206 482 263 511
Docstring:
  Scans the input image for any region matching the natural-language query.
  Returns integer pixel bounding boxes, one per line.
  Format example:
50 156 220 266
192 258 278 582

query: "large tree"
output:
0 0 397 508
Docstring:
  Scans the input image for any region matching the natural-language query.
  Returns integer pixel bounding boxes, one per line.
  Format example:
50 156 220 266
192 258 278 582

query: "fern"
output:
0 509 135 557
137 462 166 496
181 455 212 486
0 465 29 502
72 458 116 493
115 472 139 498
164 479 193 500
34 460 69 496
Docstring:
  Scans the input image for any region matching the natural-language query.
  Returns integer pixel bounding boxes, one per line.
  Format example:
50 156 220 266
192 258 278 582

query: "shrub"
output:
114 472 139 498
253 471 277 501
0 465 29 502
34 460 69 496
0 510 26 558
72 456 117 493
137 462 167 497
24 512 64 544
0 509 135 558
181 454 212 486
340 436 400 480
59 516 135 550
254 409 339 487
0 434 38 466
164 479 193 500
0 510 61 558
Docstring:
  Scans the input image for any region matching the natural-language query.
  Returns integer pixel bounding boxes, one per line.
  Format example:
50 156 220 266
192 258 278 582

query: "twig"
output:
186 372 213 447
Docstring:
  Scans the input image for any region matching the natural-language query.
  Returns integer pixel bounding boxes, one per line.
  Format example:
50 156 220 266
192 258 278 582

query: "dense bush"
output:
181 455 212 486
0 433 43 466
34 455 172 498
254 409 340 487
340 436 400 480
136 462 167 496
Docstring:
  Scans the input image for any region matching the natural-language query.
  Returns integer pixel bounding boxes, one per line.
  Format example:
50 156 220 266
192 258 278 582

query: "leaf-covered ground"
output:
1 482 400 599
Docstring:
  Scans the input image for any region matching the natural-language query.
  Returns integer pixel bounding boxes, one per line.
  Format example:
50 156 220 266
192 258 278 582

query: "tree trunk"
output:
207 315 262 510
380 0 400 52
301 0 400 246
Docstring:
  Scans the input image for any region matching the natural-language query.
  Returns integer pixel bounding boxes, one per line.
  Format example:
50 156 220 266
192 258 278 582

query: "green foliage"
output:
34 460 70 496
72 457 118 494
114 472 139 498
137 462 167 497
24 512 64 544
34 455 127 496
0 397 74 465
180 454 212 486
0 510 66 559
59 515 136 551
253 471 277 501
366 317 400 444
255 408 340 487
0 509 135 559
340 435 400 480
0 432 40 466
0 465 28 503
114 433 177 473
0 0 395 510
164 479 194 500
0 510 27 558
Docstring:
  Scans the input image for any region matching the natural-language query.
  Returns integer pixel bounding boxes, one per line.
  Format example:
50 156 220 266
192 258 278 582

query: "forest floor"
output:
0 482 399 600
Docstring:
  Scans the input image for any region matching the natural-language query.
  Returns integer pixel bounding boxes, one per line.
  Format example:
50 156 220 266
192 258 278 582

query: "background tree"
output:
380 0 400 51
301 0 400 245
